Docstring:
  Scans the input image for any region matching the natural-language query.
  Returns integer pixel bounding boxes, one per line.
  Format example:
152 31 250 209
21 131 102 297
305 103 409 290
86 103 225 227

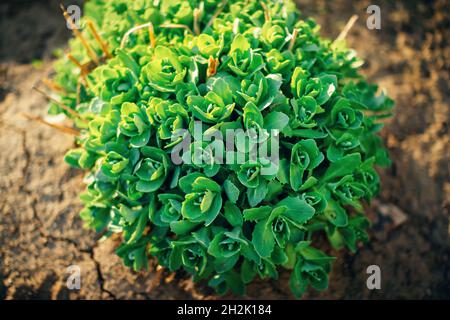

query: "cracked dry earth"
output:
0 62 203 299
1 0 449 300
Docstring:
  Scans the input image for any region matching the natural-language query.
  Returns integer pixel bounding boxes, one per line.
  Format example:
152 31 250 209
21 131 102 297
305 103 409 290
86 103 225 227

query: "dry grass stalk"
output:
60 4 100 64
21 113 80 136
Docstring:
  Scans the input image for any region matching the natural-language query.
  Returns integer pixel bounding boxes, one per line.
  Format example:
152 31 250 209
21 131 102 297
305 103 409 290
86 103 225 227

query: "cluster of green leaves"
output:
55 0 393 297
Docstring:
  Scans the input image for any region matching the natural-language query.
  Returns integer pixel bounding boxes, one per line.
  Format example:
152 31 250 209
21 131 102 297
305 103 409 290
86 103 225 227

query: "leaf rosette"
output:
119 102 151 147
180 175 223 226
187 77 235 123
150 193 184 227
93 65 138 105
141 46 187 93
226 34 265 77
134 146 170 193
289 139 324 191
170 237 209 277
182 140 221 177
330 98 363 129
146 97 189 147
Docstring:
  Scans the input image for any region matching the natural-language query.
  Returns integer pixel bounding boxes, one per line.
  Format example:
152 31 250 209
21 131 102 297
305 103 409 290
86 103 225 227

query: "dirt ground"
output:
0 0 448 300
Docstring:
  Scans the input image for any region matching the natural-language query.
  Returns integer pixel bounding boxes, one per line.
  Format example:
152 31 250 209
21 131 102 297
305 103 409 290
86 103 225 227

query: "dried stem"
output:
193 8 201 35
160 23 194 35
66 54 91 89
66 53 87 74
86 20 112 58
121 22 157 48
76 79 82 105
42 78 66 93
334 14 359 43
148 266 165 291
33 86 85 121
204 0 228 31
60 4 100 64
288 28 298 51
21 113 80 136
82 61 98 76
232 18 240 34
260 1 271 22
207 56 219 78
148 23 156 48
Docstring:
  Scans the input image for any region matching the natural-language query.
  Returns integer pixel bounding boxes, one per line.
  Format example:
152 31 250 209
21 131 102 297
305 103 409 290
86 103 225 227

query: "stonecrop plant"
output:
47 0 393 297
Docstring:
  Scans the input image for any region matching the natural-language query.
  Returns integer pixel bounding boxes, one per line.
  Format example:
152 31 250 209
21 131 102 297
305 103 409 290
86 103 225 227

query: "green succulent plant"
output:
51 0 393 298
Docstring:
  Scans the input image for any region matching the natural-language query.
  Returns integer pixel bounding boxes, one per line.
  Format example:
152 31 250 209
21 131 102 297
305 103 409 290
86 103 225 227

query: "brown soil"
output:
0 0 448 300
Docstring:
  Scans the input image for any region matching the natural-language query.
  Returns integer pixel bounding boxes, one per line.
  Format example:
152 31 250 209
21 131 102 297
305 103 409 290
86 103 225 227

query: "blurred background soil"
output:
0 0 448 300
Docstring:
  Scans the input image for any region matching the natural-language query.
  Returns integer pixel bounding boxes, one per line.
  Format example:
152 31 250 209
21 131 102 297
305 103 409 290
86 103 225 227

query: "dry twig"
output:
86 20 112 58
334 14 359 43
60 4 100 64
121 22 158 48
33 86 84 121
21 113 80 136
